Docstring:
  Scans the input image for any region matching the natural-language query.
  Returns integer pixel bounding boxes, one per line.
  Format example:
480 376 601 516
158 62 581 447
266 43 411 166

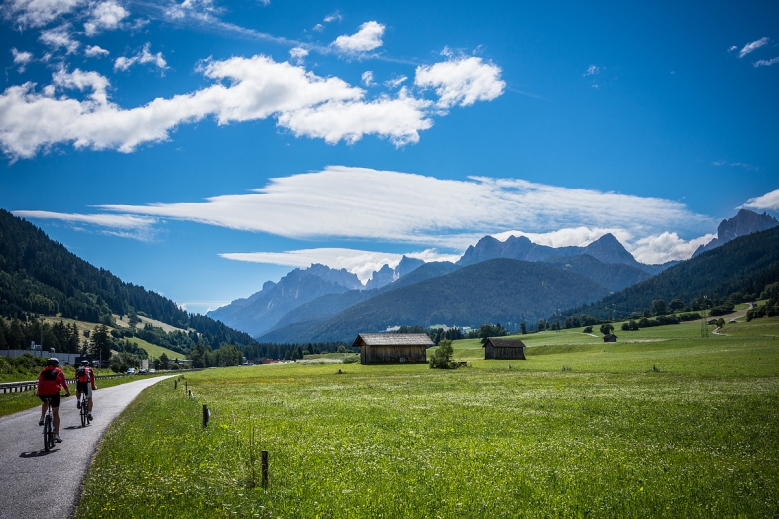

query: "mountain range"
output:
211 231 664 340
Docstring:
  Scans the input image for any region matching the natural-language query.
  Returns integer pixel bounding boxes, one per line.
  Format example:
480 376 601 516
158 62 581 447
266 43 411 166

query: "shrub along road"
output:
0 376 172 519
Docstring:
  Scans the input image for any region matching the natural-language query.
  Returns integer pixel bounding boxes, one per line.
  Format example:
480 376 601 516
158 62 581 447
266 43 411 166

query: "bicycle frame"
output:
42 398 55 452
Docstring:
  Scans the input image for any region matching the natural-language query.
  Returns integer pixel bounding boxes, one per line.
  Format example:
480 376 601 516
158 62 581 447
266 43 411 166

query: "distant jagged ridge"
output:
568 225 779 319
692 208 778 258
457 233 673 275
208 263 364 338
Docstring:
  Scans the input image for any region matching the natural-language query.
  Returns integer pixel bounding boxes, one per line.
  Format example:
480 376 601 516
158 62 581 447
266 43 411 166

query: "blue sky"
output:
1 0 777 315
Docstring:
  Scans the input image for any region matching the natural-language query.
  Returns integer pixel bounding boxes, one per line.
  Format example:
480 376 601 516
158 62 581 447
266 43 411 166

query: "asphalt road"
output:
0 376 172 519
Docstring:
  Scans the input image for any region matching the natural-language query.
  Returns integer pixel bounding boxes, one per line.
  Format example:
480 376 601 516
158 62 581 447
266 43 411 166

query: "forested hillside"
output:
0 210 256 350
570 225 779 319
261 258 611 343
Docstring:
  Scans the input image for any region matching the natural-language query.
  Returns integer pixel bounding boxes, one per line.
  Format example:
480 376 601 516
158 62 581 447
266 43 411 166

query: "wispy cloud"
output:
12 210 158 241
361 71 375 86
754 57 779 68
384 75 407 88
11 48 33 72
739 37 769 58
94 166 713 251
289 46 308 65
332 21 385 53
712 160 759 171
583 65 600 76
114 42 167 71
3 0 85 28
39 25 79 54
323 12 342 23
740 188 779 212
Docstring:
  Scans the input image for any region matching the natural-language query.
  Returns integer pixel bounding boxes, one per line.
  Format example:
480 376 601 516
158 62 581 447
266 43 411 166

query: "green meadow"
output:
75 316 779 518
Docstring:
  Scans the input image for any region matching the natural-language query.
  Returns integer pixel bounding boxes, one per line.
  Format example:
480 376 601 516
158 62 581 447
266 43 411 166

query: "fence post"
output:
202 404 209 427
261 450 269 488
174 379 177 389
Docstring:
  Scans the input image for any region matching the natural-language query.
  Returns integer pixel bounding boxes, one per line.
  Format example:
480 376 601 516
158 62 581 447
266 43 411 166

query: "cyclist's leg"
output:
86 385 93 413
50 394 61 434
39 397 49 424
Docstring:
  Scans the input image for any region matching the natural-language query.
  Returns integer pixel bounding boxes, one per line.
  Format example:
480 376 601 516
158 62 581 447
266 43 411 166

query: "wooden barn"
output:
352 333 433 364
483 337 526 360
603 333 617 343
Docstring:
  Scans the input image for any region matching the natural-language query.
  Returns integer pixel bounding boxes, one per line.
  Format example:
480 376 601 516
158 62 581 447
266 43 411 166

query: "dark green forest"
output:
566 226 779 319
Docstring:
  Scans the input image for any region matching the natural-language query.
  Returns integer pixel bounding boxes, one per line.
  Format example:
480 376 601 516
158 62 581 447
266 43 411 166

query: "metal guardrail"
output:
0 373 131 394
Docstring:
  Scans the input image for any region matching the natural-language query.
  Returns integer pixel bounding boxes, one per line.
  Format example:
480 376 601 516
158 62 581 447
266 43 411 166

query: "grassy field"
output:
74 317 779 518
121 336 185 362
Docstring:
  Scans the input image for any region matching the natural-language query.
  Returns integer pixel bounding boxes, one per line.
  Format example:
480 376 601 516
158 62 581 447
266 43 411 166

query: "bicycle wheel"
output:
43 414 52 452
80 399 87 427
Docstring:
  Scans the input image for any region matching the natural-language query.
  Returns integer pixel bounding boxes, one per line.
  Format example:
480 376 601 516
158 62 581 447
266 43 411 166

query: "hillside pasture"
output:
75 319 779 518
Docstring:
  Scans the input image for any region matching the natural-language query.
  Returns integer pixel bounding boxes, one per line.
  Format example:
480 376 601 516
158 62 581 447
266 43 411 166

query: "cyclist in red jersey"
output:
37 358 70 443
75 360 96 420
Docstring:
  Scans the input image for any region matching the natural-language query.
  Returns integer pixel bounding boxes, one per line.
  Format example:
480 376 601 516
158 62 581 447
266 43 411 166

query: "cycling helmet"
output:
47 358 60 366
81 360 90 366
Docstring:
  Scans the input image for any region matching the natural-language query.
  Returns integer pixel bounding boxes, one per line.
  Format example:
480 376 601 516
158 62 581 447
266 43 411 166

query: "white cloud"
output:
415 55 505 109
384 75 407 88
11 48 33 65
165 0 219 20
312 23 323 32
95 166 713 252
84 0 128 36
739 37 769 58
39 25 79 54
3 0 85 28
84 45 109 58
361 71 375 86
114 42 167 71
0 56 438 159
220 247 456 284
323 12 342 23
741 188 779 212
754 57 779 68
332 21 385 53
492 227 632 248
629 232 716 265
583 65 599 76
728 45 738 53
289 46 308 65
12 210 158 241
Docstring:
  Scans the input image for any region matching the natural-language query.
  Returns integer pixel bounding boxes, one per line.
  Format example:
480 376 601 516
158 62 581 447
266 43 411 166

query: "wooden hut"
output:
603 333 617 343
352 333 433 364
483 337 526 360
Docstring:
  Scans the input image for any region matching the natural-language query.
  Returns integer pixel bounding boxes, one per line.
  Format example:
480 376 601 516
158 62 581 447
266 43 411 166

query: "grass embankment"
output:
76 318 779 518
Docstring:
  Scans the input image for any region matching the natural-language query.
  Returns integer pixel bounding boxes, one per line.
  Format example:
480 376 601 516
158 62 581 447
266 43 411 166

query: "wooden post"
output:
202 404 209 427
174 379 177 389
185 381 188 393
261 450 269 487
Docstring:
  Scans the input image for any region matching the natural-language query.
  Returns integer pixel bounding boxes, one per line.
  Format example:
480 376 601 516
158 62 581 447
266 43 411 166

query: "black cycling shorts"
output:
39 394 61 408
76 382 92 397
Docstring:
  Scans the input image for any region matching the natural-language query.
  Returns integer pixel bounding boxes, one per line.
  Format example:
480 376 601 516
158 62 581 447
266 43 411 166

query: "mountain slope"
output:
208 264 363 338
692 208 778 257
572 225 779 319
0 209 257 348
261 258 611 343
542 254 651 292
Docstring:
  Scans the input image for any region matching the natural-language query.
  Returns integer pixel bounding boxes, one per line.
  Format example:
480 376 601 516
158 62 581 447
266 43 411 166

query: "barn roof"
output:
483 337 526 348
352 333 434 348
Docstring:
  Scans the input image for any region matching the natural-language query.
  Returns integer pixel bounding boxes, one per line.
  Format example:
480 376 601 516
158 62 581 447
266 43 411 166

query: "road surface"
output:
0 376 172 519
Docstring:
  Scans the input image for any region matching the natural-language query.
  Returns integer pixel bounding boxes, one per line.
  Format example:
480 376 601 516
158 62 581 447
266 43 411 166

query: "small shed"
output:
483 337 526 360
352 333 433 364
603 334 617 343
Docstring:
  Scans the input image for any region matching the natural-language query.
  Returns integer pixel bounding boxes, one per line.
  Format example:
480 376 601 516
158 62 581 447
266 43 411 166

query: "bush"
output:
429 339 454 369
582 326 593 333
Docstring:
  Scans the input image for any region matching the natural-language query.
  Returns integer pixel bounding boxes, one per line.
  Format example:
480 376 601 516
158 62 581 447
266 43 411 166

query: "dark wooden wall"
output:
484 344 526 360
361 345 427 364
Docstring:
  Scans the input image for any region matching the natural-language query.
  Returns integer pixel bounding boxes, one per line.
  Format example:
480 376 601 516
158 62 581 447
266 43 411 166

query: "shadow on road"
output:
20 449 58 458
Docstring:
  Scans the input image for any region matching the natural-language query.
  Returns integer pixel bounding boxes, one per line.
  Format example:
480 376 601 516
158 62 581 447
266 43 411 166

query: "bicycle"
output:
79 392 91 427
41 397 55 452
